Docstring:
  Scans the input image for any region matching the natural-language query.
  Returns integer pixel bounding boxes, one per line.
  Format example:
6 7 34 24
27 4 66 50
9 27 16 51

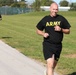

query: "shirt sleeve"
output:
61 17 71 29
36 17 45 31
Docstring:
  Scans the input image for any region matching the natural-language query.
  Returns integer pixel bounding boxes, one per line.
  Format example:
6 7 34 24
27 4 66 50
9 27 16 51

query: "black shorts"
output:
43 42 62 61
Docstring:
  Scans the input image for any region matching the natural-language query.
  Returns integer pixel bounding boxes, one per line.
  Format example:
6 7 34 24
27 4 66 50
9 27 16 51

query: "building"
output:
40 6 70 11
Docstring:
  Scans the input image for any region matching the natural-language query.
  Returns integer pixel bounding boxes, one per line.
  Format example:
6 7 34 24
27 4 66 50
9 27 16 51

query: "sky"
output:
25 0 76 5
53 0 76 4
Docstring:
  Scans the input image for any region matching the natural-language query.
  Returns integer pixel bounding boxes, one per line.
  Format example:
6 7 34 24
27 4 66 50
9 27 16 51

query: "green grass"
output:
0 11 76 75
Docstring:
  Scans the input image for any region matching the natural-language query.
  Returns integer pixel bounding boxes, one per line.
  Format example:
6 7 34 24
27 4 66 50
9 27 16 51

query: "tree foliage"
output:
70 3 76 11
0 0 14 6
41 0 54 6
18 1 27 8
59 0 69 6
0 0 27 7
32 0 54 11
32 0 41 11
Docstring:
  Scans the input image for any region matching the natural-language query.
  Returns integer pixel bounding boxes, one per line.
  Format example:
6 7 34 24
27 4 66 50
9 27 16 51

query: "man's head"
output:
50 3 58 17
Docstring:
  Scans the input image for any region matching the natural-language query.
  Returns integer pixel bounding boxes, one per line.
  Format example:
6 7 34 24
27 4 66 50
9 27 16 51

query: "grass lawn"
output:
0 11 76 75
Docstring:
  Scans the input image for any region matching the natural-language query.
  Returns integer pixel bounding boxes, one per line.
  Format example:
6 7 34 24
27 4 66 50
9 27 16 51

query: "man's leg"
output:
46 54 57 75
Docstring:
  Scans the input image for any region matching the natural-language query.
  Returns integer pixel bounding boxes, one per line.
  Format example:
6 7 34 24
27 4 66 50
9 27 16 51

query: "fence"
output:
0 6 33 15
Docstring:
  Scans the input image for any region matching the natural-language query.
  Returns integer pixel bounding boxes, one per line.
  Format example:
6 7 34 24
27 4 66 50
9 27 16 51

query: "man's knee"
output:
47 58 54 68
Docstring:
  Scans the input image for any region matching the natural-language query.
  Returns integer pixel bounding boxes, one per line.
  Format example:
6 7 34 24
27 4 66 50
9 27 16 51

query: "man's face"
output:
50 4 58 17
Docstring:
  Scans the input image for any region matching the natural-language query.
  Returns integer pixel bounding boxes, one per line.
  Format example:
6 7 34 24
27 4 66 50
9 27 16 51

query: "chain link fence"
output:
0 6 33 15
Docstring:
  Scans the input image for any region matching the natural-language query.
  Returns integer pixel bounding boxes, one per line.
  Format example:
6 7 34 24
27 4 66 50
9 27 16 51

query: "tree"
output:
46 0 54 6
18 1 27 8
14 0 17 2
21 0 25 1
41 0 54 6
11 2 20 7
41 0 47 6
11 1 27 7
32 0 54 11
59 0 69 6
0 0 14 6
8 0 14 5
32 0 41 11
70 2 76 11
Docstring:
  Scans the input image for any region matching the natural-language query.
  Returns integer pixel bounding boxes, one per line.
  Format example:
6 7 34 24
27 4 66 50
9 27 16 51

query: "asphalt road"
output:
0 40 58 75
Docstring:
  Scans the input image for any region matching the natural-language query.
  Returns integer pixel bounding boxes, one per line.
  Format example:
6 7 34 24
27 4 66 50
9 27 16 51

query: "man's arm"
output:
36 29 49 38
62 28 70 34
54 25 70 34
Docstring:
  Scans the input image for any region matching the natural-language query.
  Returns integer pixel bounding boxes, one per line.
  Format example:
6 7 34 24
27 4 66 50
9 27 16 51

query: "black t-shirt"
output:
36 15 71 44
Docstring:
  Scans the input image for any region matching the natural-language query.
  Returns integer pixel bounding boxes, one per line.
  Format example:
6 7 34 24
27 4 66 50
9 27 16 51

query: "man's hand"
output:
36 29 49 38
54 25 61 31
43 33 49 38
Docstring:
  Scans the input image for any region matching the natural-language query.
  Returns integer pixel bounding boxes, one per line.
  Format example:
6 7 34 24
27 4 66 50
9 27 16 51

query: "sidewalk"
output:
0 40 58 75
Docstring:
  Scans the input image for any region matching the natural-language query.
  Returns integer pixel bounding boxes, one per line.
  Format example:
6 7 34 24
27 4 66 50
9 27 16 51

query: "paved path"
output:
0 40 58 75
